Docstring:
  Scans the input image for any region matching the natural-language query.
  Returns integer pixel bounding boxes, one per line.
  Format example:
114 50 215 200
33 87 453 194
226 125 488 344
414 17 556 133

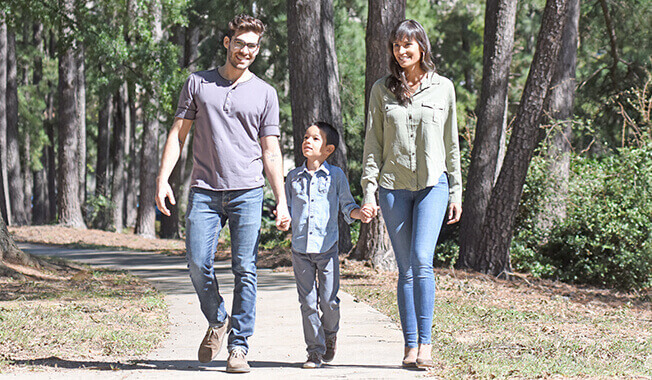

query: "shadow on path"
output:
11 357 404 373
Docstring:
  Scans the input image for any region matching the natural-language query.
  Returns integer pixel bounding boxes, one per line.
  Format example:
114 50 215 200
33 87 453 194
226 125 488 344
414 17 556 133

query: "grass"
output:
341 261 651 379
0 263 168 371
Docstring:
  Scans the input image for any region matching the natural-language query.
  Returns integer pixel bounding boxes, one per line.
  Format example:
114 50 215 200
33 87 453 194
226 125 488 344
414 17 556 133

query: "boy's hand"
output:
273 208 291 231
360 204 379 221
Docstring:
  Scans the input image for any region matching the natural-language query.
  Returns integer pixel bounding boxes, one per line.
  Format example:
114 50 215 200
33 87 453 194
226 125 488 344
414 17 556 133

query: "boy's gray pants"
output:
291 246 340 355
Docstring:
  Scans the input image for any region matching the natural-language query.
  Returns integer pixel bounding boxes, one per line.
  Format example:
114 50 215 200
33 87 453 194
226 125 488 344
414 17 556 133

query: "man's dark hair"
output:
313 121 339 151
226 14 266 39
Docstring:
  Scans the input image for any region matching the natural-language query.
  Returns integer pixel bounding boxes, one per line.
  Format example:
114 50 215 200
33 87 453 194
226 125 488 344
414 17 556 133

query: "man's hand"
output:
155 180 176 217
274 203 291 231
447 202 462 224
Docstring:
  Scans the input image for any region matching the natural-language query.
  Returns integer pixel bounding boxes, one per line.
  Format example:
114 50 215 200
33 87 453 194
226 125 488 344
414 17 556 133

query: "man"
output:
155 14 290 373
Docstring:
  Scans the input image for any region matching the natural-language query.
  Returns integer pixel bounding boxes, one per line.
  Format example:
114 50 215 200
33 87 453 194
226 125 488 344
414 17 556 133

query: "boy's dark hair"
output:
226 14 266 39
313 121 339 151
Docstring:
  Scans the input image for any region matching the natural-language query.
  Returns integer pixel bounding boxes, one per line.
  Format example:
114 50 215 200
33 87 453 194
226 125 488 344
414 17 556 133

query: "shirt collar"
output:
298 160 331 175
417 71 441 92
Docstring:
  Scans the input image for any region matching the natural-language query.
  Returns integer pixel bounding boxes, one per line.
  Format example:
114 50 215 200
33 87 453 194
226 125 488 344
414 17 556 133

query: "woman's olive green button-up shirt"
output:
361 72 462 206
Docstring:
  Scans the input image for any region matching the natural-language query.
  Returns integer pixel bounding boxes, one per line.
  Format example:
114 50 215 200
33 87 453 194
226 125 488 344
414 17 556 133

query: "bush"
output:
540 144 652 290
513 143 652 290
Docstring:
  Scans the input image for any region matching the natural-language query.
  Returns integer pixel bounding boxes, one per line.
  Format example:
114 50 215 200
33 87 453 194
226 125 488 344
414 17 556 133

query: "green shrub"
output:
539 144 652 290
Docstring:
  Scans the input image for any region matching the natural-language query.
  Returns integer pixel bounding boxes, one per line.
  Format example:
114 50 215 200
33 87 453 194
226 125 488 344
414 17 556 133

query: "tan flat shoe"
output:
415 357 434 369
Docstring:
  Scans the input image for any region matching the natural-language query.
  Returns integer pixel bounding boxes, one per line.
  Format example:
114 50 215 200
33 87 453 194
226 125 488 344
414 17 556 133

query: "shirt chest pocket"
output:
421 102 447 126
384 103 403 126
291 177 308 197
317 176 331 195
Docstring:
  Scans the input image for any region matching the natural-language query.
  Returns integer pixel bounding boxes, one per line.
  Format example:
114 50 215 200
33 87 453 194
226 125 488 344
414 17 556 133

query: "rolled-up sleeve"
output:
175 74 198 120
443 82 462 204
336 169 360 224
259 87 281 137
360 82 384 206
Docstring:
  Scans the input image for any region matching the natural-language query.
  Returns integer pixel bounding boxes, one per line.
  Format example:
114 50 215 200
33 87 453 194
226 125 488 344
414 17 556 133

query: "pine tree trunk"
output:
125 90 138 228
135 0 162 238
110 84 127 232
287 0 351 253
95 90 112 197
6 30 27 225
0 17 9 224
76 44 87 207
536 0 579 232
350 0 405 270
475 0 570 276
56 1 85 228
458 0 518 269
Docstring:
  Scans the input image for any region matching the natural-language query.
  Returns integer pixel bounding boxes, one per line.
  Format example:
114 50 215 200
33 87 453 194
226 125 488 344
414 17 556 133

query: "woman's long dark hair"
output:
386 19 435 105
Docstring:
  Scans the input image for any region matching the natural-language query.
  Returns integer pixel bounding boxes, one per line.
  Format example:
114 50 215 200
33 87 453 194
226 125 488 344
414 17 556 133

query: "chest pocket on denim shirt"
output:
317 175 331 194
291 176 307 197
422 102 446 126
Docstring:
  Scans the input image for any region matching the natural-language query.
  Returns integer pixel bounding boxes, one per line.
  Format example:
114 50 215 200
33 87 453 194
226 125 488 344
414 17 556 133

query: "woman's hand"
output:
447 203 462 224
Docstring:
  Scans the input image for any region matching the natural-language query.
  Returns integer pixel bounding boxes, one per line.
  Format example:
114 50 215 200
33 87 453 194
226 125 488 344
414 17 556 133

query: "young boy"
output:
278 122 370 369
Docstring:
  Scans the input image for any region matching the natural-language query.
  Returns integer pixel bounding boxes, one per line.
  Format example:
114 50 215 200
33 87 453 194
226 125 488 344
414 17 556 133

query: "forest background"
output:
0 0 650 290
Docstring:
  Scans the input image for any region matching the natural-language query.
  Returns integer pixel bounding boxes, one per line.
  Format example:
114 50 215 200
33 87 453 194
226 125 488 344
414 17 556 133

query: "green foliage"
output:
84 194 115 231
512 143 652 290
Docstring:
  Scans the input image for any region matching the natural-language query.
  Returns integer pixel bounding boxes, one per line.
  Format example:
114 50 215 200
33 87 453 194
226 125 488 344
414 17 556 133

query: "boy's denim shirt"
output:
285 161 360 254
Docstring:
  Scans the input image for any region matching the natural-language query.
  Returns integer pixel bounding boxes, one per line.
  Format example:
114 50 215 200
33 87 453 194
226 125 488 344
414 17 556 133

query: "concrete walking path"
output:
5 243 423 379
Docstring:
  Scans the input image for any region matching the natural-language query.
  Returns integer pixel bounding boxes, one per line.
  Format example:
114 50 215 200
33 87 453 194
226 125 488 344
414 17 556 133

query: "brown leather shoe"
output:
323 335 337 362
226 347 251 373
197 316 231 363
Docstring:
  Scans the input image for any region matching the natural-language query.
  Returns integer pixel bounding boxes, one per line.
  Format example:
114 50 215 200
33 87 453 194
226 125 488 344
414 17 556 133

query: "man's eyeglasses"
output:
231 38 259 51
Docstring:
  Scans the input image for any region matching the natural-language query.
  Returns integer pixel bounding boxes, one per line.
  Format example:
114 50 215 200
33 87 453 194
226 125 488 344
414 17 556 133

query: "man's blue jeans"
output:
185 186 263 353
378 173 449 348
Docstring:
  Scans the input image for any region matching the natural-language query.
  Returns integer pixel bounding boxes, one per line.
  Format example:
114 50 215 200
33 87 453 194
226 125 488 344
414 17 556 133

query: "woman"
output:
360 19 462 369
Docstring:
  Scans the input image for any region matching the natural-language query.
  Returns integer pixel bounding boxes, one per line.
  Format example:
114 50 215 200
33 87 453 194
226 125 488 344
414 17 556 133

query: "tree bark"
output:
458 0 518 269
536 0 579 231
56 1 85 228
599 0 619 89
125 85 138 227
95 90 112 198
76 43 87 206
475 0 570 276
110 84 127 232
7 30 27 225
350 0 405 271
287 0 351 253
135 0 162 238
0 17 10 224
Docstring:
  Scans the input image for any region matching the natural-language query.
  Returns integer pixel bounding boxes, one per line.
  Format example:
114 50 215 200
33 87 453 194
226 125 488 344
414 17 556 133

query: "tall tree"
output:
0 15 9 224
287 0 351 252
475 0 570 276
56 0 85 228
6 30 27 225
350 0 405 270
76 43 86 206
95 89 112 198
125 86 138 228
536 0 580 231
110 84 127 232
458 0 518 269
135 0 162 238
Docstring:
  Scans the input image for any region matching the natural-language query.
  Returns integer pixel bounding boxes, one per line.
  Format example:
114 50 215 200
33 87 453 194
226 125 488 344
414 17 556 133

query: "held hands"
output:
155 180 176 217
359 204 379 223
274 204 291 231
447 202 462 224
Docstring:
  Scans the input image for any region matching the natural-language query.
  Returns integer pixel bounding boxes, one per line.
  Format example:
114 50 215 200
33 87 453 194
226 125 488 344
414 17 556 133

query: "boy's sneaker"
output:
323 335 337 362
226 347 250 373
302 352 323 369
198 316 231 363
